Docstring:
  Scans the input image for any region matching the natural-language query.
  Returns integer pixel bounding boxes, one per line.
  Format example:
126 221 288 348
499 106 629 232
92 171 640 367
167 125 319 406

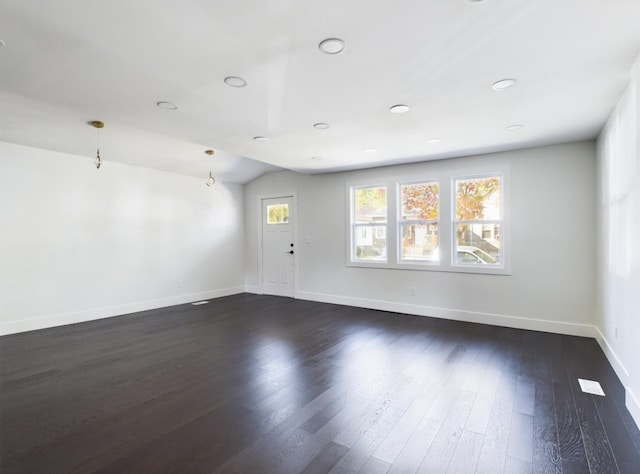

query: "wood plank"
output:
415 389 476 473
445 429 484 473
552 374 590 473
464 368 501 435
504 455 533 473
532 344 562 474
508 412 534 463
475 331 523 474
387 417 441 474
300 442 349 474
1 294 640 474
358 456 391 474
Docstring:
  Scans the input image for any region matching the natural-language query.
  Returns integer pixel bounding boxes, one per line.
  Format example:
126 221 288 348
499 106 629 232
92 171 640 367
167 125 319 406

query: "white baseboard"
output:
296 290 598 338
627 387 640 429
0 286 245 336
593 327 630 384
592 328 640 429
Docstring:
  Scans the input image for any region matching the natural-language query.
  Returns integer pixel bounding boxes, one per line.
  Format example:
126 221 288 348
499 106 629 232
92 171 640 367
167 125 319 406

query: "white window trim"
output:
346 166 511 275
397 179 441 267
348 183 390 264
450 171 510 275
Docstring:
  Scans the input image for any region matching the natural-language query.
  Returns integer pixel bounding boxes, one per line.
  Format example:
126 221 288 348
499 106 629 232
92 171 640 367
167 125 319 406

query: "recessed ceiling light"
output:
156 101 178 110
313 122 330 130
507 124 523 131
363 148 377 153
492 78 517 91
319 38 345 55
311 156 323 161
426 138 441 144
390 104 410 114
224 76 247 88
253 136 269 142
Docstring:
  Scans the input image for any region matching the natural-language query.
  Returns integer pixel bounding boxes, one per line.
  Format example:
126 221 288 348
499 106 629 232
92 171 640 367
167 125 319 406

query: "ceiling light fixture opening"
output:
492 78 517 91
253 136 269 142
507 124 523 131
319 38 345 55
313 122 329 130
390 104 410 114
311 156 323 161
224 76 247 88
156 101 178 110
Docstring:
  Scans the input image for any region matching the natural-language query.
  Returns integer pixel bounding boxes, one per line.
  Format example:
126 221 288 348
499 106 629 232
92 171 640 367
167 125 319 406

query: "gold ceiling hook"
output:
205 149 215 186
89 121 105 169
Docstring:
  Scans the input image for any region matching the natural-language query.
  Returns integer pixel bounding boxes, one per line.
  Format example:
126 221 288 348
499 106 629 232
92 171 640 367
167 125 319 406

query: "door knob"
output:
286 250 294 254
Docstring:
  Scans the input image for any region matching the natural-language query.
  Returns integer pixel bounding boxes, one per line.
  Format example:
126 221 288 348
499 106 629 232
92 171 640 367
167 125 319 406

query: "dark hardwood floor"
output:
1 294 639 473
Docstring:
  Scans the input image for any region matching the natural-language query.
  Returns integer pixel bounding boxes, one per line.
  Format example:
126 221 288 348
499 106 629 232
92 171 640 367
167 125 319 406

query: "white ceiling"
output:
1 0 639 184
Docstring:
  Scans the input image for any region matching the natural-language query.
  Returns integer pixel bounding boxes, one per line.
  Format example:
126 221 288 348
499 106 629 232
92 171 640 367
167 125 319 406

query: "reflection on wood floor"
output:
1 294 639 473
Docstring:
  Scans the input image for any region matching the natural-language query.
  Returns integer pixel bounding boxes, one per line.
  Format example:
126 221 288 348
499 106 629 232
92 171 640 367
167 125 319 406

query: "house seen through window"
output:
352 186 387 261
454 176 501 265
348 172 506 273
400 181 440 262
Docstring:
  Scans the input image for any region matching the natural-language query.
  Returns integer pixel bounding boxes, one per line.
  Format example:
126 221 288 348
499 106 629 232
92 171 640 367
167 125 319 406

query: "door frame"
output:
257 193 298 297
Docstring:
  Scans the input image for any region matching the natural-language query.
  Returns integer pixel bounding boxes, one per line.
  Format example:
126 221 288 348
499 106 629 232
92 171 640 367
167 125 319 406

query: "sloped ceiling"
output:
1 0 639 183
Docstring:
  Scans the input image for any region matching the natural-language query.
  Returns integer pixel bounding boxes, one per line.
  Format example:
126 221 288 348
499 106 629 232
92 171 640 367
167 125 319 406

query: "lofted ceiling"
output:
1 0 639 184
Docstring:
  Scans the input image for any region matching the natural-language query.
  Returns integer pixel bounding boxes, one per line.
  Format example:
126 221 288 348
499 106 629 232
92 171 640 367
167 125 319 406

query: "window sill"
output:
346 260 511 275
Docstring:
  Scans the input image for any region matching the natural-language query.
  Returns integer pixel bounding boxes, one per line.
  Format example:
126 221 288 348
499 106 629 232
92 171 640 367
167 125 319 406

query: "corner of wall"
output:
593 326 630 383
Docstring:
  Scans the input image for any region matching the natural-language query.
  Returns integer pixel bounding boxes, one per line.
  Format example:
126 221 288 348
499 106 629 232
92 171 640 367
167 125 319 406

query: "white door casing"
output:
261 196 294 297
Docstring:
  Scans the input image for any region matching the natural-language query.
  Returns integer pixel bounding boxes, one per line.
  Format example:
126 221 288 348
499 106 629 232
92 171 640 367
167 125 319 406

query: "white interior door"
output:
262 196 294 297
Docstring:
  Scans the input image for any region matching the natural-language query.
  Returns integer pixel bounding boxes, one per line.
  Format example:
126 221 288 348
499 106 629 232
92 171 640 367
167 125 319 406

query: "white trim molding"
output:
627 387 640 429
593 327 630 383
257 192 299 298
297 290 598 338
593 327 640 428
0 286 244 336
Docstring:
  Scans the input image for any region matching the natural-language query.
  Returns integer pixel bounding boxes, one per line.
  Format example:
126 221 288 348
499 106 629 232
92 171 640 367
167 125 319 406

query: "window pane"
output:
400 223 439 261
354 186 387 223
401 182 439 220
455 224 500 264
455 176 500 220
354 225 387 260
267 204 289 224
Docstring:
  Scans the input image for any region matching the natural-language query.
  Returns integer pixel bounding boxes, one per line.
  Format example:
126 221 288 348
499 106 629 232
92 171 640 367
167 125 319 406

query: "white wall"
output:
597 55 640 426
245 142 597 336
0 141 245 335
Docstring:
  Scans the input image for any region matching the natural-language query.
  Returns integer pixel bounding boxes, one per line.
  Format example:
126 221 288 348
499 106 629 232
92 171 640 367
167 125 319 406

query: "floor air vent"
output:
578 378 605 396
